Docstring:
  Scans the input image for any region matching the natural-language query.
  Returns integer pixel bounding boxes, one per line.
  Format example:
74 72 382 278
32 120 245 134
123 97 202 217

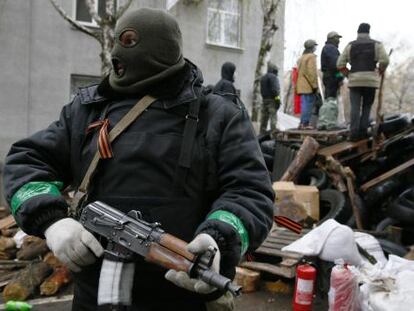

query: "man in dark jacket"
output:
213 62 237 94
260 62 281 134
321 31 343 99
3 8 273 311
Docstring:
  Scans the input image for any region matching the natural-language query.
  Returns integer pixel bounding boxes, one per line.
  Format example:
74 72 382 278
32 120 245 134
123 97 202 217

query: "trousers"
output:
349 87 376 138
260 98 280 134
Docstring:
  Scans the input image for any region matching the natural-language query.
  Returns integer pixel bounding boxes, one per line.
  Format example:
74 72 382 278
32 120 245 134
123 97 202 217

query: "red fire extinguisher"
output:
293 263 317 311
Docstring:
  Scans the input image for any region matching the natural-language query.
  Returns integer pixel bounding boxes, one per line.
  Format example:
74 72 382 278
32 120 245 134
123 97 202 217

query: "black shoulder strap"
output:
174 89 204 191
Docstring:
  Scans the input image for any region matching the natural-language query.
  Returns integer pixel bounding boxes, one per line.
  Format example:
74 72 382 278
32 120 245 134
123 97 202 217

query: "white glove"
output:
44 217 104 272
165 233 220 294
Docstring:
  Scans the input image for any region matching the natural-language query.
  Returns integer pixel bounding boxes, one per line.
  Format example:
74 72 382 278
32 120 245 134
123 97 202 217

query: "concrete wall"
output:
0 0 284 162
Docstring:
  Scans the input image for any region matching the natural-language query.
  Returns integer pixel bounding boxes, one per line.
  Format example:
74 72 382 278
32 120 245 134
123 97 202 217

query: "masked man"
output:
3 8 273 311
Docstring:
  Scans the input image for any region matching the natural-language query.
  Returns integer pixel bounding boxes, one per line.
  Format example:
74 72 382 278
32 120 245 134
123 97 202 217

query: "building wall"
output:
171 0 285 107
0 0 284 162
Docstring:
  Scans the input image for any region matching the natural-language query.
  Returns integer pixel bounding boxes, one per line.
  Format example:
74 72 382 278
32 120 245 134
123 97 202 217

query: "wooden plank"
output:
361 158 414 192
266 236 299 244
262 241 291 249
268 232 307 239
0 259 36 270
0 215 16 230
318 139 369 157
240 259 298 278
255 246 302 259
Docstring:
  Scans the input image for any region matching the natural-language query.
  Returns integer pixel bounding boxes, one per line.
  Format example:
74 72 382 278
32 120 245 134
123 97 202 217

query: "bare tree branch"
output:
116 0 134 19
85 0 102 25
48 0 100 40
251 0 281 122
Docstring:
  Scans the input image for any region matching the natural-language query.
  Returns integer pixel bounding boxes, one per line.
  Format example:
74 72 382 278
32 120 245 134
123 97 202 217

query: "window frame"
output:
73 0 101 27
206 0 242 49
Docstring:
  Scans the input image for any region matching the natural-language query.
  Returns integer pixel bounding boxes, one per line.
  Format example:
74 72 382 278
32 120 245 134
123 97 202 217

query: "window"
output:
207 0 241 48
70 74 101 100
74 0 115 26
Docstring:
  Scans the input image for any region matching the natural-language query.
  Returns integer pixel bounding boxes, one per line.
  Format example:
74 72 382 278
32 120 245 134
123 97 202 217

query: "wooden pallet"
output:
239 227 308 278
318 138 371 163
275 128 348 144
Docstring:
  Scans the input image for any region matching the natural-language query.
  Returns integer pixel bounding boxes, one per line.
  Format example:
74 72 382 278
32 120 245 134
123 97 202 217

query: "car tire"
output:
298 168 329 190
375 217 399 232
260 140 276 156
363 178 401 209
318 189 352 224
379 114 410 136
387 187 414 224
377 238 408 258
257 132 271 143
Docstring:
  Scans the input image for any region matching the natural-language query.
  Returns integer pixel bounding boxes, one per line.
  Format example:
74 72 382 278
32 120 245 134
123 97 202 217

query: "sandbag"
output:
317 97 338 130
282 219 362 266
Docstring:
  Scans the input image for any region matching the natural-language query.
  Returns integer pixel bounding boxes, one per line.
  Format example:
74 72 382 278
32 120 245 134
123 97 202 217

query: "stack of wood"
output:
0 206 72 302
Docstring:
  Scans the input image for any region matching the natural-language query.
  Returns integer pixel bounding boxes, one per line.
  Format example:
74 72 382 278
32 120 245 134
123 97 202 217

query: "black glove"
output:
195 219 242 280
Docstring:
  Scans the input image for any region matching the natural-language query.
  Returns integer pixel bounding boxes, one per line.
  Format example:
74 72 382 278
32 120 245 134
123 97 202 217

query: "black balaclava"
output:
357 23 371 34
109 8 186 95
267 62 278 75
327 37 340 47
221 62 236 82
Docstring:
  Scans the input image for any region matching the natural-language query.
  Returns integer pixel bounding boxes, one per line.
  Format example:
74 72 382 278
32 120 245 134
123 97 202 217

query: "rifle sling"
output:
78 95 157 193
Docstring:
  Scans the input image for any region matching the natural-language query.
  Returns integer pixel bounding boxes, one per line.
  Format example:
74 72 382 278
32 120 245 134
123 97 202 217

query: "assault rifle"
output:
80 201 242 296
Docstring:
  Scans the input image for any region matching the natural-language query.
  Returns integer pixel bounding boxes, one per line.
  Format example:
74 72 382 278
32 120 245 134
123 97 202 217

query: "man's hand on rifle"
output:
165 233 220 294
44 218 104 272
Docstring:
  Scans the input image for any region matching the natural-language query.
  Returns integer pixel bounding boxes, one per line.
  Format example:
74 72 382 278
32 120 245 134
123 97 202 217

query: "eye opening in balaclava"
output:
118 28 140 48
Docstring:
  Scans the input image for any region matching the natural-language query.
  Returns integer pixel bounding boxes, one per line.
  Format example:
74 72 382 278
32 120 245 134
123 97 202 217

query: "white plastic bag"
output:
282 219 362 266
354 232 387 266
355 255 414 311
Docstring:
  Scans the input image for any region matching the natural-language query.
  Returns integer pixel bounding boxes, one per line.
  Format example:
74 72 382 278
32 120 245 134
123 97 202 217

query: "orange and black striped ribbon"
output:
86 119 113 159
273 216 302 234
245 252 255 262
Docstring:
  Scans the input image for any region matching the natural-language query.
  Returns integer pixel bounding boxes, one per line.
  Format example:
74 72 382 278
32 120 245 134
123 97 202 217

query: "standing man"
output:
318 31 344 130
321 31 343 99
296 39 319 129
260 62 281 134
337 23 389 141
3 8 273 310
213 62 237 94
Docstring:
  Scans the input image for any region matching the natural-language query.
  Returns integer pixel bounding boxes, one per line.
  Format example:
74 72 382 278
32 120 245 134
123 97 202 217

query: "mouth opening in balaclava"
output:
112 58 125 77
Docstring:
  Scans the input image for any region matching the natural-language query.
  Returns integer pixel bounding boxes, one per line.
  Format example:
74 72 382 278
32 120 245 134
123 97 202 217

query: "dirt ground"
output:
0 292 292 311
0 289 329 311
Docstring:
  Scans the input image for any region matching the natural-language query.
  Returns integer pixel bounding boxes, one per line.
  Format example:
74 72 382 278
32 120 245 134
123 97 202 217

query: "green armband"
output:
11 181 64 215
208 210 249 255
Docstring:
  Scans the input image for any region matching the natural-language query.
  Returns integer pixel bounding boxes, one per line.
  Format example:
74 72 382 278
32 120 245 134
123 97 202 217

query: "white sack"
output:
356 255 414 311
282 219 362 266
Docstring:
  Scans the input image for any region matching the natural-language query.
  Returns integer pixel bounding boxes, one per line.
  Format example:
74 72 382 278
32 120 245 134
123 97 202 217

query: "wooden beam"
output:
361 158 414 192
240 259 298 278
318 139 369 157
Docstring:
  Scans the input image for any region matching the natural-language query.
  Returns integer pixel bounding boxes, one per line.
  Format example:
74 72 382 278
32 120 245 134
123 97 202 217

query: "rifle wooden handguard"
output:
146 243 193 273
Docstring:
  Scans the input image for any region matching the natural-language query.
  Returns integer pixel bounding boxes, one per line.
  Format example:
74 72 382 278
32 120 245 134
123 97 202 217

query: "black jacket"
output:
260 68 280 99
321 42 340 74
3 61 273 276
213 62 236 94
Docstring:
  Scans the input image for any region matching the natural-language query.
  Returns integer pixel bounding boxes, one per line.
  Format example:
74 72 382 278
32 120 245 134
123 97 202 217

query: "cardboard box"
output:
273 181 319 221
